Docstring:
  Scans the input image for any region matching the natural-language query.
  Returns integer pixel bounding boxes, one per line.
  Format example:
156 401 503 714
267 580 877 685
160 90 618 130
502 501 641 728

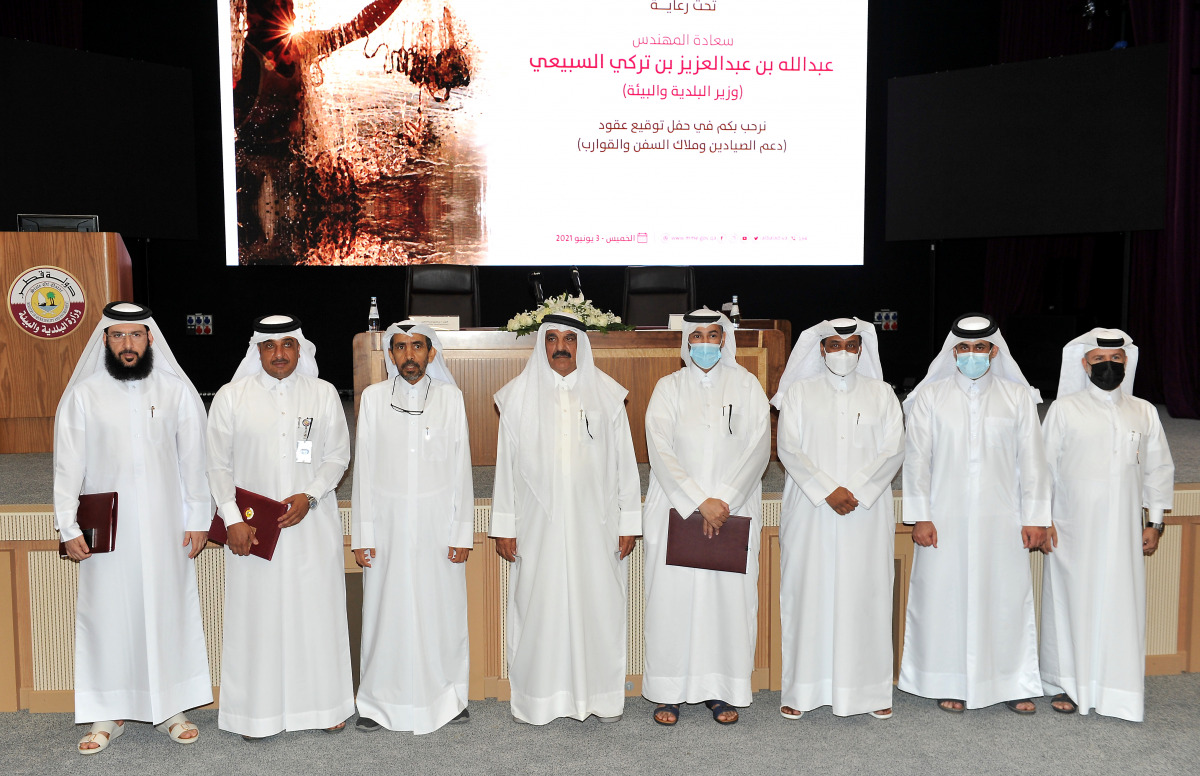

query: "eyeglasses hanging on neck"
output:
390 376 431 416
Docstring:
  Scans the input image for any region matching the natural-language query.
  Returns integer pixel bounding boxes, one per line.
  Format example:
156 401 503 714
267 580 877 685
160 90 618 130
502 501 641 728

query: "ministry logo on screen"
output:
7 266 87 339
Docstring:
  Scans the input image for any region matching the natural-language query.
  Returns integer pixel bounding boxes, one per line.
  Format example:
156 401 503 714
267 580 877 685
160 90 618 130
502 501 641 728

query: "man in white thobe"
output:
898 313 1050 714
490 313 641 725
207 315 353 738
642 309 770 726
773 317 904 720
54 302 212 754
1039 328 1174 721
351 321 474 733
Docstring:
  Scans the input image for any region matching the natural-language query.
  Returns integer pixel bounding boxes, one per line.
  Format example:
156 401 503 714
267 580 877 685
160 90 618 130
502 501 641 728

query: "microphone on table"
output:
528 272 545 304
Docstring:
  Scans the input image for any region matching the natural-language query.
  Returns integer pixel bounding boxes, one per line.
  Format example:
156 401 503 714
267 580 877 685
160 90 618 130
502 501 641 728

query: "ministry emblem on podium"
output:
7 266 87 339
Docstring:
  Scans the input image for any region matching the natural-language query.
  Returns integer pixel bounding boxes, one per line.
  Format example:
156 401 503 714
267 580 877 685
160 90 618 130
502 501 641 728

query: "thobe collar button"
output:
824 369 856 393
1086 381 1121 404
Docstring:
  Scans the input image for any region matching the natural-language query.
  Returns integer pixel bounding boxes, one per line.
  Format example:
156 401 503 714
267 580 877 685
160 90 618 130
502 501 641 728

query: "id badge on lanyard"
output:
296 417 313 463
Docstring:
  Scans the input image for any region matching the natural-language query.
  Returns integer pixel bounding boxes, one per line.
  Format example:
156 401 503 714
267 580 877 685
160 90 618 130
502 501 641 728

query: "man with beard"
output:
351 321 474 734
490 313 641 725
54 302 212 754
207 315 353 739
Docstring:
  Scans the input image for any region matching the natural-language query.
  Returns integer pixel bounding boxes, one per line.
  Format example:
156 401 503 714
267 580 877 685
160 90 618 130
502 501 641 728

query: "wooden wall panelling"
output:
764 528 782 691
1181 518 1200 672
7 487 1197 714
0 550 18 711
893 526 915 681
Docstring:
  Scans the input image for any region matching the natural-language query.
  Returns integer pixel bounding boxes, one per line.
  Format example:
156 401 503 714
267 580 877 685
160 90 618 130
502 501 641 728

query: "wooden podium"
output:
0 232 132 453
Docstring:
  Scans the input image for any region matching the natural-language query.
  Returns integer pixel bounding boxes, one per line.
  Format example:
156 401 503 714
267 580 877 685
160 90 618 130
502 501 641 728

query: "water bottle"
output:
367 296 380 332
730 295 741 328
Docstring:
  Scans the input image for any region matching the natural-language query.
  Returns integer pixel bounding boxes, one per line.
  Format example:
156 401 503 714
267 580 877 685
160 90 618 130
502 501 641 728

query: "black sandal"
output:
704 700 739 725
1050 693 1077 714
937 699 965 713
653 704 680 726
1005 698 1037 715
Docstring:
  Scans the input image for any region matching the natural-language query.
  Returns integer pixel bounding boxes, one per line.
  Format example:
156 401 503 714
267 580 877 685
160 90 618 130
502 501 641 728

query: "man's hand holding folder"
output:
698 498 731 537
59 492 119 562
665 507 752 574
227 522 259 556
209 488 288 561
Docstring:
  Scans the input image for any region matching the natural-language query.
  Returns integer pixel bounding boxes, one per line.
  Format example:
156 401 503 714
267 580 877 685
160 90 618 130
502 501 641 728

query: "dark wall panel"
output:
0 37 197 239
886 45 1167 241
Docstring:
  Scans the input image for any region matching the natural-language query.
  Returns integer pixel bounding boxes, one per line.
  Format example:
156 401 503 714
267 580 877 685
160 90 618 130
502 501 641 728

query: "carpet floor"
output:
4 676 1199 776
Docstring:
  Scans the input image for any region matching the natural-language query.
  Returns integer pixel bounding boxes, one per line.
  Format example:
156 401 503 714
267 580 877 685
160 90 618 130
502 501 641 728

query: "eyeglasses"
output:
389 376 431 415
107 331 146 342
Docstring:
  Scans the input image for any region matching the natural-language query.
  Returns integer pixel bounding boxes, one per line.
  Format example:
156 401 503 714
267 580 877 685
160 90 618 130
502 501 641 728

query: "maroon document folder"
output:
664 508 752 574
208 488 288 561
58 492 119 558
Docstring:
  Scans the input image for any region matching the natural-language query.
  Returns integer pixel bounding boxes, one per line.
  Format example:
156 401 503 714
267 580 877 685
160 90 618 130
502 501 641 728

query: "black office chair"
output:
621 266 696 327
405 265 480 327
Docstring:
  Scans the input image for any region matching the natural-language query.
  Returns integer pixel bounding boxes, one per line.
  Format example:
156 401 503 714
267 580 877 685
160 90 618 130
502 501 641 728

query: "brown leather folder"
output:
58 492 119 558
664 508 751 574
208 487 288 561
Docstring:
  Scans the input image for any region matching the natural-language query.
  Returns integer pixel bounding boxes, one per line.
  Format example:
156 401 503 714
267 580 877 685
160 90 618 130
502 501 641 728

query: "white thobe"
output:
641 364 770 706
351 376 474 733
490 370 642 724
1039 383 1174 721
207 371 353 736
777 370 905 715
54 370 213 724
898 372 1051 707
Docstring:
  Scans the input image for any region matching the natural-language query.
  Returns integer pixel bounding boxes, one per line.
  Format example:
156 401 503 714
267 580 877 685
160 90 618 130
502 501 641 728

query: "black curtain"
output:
1126 0 1200 417
984 0 1198 417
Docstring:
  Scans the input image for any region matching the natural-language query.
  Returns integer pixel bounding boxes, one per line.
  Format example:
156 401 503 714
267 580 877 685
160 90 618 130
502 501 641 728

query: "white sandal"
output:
780 706 804 720
78 720 124 755
155 712 199 744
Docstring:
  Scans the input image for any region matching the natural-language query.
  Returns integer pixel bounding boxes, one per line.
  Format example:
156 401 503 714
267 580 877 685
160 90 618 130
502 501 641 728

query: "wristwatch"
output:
305 494 318 510
1148 522 1165 534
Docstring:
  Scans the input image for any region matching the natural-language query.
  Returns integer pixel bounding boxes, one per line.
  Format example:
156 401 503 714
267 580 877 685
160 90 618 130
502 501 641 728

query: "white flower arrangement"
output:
503 293 632 336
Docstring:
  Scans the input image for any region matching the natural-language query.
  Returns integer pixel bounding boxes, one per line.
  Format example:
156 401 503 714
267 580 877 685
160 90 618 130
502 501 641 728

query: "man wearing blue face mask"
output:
897 314 1051 716
641 308 771 727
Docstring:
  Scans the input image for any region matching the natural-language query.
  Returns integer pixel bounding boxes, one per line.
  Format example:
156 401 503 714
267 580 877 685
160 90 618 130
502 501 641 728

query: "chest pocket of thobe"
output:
422 427 450 462
1125 430 1143 467
984 416 1017 455
579 408 605 447
851 415 879 450
147 402 175 447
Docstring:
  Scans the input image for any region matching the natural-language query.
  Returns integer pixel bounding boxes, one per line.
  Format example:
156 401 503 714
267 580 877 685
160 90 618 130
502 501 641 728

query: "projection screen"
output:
218 0 868 266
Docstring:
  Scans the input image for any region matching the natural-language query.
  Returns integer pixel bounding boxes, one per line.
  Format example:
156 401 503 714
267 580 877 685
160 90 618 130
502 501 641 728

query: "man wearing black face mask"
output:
1038 328 1174 722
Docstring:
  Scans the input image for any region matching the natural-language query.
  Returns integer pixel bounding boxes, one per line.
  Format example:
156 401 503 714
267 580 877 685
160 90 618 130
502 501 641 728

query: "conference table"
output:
351 321 792 465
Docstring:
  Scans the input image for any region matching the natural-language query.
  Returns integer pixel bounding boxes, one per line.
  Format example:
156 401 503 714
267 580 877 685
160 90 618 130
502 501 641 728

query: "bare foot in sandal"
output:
79 720 124 753
1050 694 1077 713
156 713 199 744
653 705 678 725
